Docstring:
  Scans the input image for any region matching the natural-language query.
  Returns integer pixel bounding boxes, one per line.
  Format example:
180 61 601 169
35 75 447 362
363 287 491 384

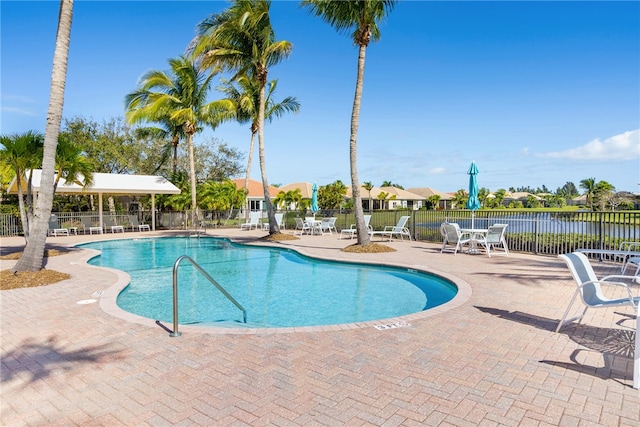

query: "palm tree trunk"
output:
187 131 198 228
352 44 370 245
15 173 30 243
13 0 73 272
244 131 256 220
257 83 278 234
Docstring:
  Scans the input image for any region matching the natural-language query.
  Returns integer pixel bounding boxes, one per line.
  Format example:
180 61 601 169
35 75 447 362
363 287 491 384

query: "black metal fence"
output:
2 210 639 257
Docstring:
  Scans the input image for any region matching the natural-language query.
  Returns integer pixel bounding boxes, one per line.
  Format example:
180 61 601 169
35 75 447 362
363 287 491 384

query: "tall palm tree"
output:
13 0 73 272
192 0 293 234
124 56 232 227
579 177 596 210
301 0 397 246
218 75 299 218
0 131 44 240
133 119 185 174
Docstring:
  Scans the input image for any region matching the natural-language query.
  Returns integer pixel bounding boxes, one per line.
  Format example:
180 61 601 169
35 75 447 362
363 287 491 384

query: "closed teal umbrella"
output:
466 161 481 229
311 183 319 215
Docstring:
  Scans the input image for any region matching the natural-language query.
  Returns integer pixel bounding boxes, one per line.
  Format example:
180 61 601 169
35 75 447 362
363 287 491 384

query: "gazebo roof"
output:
7 169 181 195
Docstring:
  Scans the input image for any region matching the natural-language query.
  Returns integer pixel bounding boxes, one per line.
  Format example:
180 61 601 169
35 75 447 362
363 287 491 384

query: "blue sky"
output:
2 0 639 194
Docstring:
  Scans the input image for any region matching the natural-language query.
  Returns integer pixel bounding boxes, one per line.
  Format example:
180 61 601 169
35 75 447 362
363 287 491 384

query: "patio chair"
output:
106 216 124 233
293 217 311 236
128 215 150 232
370 216 412 241
240 211 261 230
440 222 471 254
340 215 372 239
320 217 337 235
476 223 509 257
556 252 639 333
274 213 285 230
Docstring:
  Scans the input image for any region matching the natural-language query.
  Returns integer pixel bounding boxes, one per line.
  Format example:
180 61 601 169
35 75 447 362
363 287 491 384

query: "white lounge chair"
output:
293 217 311 236
556 252 639 332
476 223 509 257
440 222 471 254
240 211 261 230
340 215 372 239
370 215 412 241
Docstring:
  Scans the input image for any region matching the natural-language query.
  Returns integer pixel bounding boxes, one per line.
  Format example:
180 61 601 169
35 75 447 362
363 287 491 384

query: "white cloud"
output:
538 129 640 161
1 106 38 116
429 167 446 175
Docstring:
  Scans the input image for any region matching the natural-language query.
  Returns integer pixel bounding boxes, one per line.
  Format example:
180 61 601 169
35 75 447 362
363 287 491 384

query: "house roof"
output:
278 182 314 198
406 187 452 200
230 178 280 198
7 169 181 195
345 185 425 200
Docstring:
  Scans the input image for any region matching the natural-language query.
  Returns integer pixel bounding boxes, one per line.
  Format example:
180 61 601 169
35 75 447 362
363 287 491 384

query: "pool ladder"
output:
169 255 247 337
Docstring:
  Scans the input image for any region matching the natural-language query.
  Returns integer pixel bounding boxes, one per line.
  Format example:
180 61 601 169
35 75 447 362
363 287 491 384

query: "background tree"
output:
198 179 244 224
318 180 348 210
426 195 441 210
302 0 397 247
14 0 73 272
0 131 44 240
381 180 403 189
579 177 596 210
194 0 293 234
492 189 507 208
53 134 93 192
594 180 615 211
274 188 302 211
452 189 467 209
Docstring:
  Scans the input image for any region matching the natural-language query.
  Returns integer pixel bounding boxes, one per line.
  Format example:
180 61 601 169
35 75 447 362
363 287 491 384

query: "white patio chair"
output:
556 252 639 332
340 215 371 239
293 217 311 236
369 216 412 241
240 211 261 230
440 222 471 254
476 223 509 257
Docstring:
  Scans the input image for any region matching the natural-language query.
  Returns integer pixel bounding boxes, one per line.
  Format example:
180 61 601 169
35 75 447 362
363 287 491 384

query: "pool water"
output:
81 237 457 328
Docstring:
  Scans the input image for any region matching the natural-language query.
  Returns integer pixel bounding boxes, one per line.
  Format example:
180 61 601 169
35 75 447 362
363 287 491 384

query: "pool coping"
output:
92 235 473 335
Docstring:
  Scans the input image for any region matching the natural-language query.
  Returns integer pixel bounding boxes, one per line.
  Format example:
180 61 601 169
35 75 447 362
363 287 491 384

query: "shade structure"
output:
311 183 319 214
466 161 481 229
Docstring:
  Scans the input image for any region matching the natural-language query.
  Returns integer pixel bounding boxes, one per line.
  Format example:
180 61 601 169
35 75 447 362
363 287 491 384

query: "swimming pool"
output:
81 237 457 328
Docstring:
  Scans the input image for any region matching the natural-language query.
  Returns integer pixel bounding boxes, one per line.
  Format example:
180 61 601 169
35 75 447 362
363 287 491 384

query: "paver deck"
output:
1 229 638 426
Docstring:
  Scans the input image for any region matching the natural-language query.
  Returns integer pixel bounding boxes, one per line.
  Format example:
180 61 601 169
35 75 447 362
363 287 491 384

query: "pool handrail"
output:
170 255 247 337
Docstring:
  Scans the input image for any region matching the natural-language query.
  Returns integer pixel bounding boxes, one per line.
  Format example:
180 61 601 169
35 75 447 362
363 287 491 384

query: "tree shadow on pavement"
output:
475 305 636 387
1 335 125 388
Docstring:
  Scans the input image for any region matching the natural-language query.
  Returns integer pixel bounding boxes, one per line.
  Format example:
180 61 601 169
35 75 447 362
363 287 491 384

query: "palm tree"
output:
125 56 231 228
217 75 299 218
53 134 94 192
579 177 597 210
301 0 397 246
13 0 73 272
133 119 185 174
0 131 44 241
362 181 373 212
192 0 293 234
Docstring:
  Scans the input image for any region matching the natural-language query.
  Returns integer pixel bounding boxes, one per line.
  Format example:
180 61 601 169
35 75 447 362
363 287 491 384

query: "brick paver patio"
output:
1 229 638 426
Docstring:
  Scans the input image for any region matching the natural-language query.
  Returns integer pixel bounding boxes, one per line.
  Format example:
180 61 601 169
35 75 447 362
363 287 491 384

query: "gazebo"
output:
7 170 181 231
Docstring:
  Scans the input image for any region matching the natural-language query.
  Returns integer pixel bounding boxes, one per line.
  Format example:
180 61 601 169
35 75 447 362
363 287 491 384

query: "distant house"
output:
277 182 314 210
346 186 425 210
230 178 280 213
406 187 452 210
